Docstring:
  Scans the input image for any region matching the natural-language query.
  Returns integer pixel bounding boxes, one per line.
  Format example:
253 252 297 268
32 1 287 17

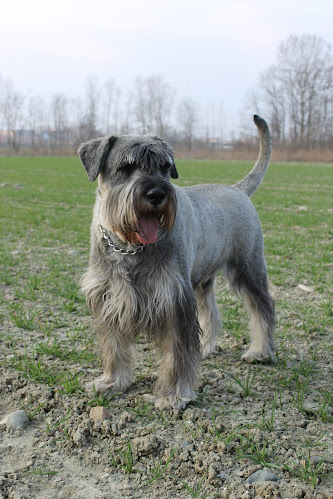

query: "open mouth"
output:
136 214 164 245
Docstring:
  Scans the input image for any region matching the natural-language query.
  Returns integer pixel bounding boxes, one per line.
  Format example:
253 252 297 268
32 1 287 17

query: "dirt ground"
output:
1 272 333 499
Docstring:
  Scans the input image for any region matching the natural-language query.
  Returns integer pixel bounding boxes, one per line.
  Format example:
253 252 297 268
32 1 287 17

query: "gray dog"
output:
78 115 275 410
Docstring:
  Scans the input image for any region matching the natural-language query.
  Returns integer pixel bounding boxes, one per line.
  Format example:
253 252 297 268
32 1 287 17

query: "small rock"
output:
246 469 279 484
131 434 163 456
208 465 217 480
297 205 309 211
310 455 333 466
100 473 110 483
303 401 317 412
0 410 29 430
14 184 24 189
1 183 7 188
73 429 87 446
89 406 111 421
142 393 155 403
67 249 79 256
217 441 227 454
217 472 228 481
297 284 314 293
180 439 191 448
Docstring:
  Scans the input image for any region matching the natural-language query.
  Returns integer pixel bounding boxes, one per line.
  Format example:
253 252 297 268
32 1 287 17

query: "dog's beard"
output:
101 178 177 245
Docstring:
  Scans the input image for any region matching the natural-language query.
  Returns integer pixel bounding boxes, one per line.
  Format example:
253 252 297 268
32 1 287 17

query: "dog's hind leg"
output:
227 257 276 362
195 277 222 358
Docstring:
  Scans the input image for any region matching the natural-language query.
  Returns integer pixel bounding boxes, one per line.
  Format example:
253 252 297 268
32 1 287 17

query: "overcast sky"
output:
1 0 333 136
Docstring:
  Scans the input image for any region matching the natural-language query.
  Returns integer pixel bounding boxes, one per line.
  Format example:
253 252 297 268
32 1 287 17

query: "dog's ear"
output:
170 162 179 179
78 136 118 181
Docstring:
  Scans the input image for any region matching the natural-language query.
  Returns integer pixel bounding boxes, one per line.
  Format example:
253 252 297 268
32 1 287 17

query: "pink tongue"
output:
137 215 159 244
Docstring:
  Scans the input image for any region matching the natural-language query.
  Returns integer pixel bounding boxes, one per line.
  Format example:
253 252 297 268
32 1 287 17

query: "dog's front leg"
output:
86 321 134 395
154 337 199 410
154 292 201 410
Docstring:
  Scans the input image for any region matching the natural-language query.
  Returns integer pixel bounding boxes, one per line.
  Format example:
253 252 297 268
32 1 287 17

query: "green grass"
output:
1 156 331 289
1 155 332 393
0 156 332 495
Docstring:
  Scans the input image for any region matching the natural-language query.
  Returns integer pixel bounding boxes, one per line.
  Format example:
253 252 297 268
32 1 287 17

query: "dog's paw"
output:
85 377 114 394
201 347 216 360
155 396 188 410
85 373 133 395
154 386 196 410
201 344 221 359
241 348 276 363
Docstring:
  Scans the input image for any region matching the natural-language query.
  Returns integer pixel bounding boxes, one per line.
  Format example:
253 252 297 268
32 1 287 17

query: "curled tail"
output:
233 115 271 197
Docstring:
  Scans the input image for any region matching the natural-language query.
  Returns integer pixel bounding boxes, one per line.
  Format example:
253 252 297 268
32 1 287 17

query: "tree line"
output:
1 33 333 157
245 33 333 152
0 73 206 155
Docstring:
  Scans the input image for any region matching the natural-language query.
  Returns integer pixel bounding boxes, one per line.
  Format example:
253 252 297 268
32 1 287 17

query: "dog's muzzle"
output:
134 187 167 244
101 175 177 247
135 183 176 245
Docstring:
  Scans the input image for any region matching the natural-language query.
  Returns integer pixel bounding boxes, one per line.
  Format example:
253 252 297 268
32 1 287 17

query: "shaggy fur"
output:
78 115 275 409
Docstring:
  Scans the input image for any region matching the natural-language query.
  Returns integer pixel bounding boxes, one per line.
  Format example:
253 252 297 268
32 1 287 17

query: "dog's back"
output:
174 183 263 282
172 114 271 275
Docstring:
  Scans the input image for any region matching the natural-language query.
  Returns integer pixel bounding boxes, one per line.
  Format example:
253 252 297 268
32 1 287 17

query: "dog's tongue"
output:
137 215 159 244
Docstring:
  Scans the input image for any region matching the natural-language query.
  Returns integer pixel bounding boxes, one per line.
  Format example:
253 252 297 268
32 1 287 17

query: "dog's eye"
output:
118 164 136 176
160 164 171 176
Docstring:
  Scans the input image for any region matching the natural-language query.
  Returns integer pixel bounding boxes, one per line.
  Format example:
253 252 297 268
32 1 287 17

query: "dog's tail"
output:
233 115 271 197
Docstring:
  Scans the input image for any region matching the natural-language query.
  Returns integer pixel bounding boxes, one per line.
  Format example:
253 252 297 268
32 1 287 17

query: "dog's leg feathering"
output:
86 326 134 395
154 288 201 410
227 257 276 363
82 271 135 395
195 277 222 358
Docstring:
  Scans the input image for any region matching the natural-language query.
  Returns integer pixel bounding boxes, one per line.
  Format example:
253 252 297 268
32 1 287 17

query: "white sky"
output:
1 0 333 136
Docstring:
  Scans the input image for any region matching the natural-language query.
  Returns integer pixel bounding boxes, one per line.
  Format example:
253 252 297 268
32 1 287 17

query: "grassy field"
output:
0 156 332 498
1 156 331 290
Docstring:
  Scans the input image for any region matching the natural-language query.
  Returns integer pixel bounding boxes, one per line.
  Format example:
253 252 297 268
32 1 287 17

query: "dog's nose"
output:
146 187 166 206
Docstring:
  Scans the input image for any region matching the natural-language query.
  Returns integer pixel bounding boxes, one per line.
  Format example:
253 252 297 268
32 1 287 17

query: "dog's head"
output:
78 134 178 245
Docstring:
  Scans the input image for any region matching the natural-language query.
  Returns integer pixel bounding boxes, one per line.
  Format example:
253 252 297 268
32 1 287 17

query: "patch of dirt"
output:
1 277 333 498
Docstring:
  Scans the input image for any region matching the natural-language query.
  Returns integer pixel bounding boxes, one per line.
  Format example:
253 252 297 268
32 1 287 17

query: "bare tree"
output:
256 34 333 148
120 92 133 135
1 79 25 152
133 77 148 133
103 79 121 135
177 97 198 152
132 76 175 136
27 95 45 151
0 74 4 129
200 101 228 151
82 74 101 139
50 94 69 151
70 96 86 144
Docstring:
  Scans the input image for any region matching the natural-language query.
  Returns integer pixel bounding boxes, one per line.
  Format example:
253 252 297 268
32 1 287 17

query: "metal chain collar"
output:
97 213 144 256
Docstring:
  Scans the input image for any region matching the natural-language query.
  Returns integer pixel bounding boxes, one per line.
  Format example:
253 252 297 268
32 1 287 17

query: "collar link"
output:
96 213 144 256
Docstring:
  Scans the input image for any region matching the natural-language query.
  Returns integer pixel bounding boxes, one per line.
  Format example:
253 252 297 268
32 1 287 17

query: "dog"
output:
78 115 275 410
